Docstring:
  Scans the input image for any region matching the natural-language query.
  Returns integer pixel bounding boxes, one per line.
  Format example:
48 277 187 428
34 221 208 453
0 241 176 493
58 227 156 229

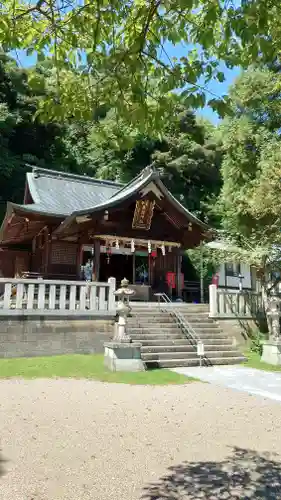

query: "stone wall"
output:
216 315 268 348
0 316 114 358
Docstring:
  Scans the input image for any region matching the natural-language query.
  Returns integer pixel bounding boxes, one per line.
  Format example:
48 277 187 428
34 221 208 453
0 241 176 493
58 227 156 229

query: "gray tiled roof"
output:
54 165 209 234
13 165 208 231
26 168 122 216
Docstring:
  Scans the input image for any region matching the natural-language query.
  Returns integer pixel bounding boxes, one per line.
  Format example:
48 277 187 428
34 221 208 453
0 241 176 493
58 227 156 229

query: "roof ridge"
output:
110 164 158 198
28 165 123 188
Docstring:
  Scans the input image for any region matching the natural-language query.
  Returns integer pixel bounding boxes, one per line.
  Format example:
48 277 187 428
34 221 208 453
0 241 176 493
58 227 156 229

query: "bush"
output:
249 330 265 356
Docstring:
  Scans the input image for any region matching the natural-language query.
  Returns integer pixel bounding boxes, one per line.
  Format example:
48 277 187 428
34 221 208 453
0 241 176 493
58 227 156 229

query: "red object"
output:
212 273 219 287
151 250 157 258
166 272 176 289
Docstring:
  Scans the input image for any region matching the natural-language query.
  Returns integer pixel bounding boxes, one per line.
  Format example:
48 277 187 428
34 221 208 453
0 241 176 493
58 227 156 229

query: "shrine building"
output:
0 165 210 299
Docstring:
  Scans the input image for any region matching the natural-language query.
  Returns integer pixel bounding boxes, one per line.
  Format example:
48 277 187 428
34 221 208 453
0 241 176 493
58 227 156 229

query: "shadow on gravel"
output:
142 447 281 499
0 450 7 478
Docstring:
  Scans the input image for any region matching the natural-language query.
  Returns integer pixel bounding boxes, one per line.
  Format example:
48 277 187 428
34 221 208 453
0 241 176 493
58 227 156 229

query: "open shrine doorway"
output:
99 248 150 288
99 253 133 284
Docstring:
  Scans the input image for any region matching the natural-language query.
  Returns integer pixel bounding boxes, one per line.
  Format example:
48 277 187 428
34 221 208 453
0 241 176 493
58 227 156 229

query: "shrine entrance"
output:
99 246 150 288
99 253 134 284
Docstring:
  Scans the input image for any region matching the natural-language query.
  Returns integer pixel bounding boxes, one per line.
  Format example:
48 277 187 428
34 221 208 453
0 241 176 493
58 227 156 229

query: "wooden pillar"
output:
45 230 52 277
76 241 83 279
132 253 136 284
200 241 204 303
148 254 152 287
43 227 51 275
175 250 182 298
94 239 100 281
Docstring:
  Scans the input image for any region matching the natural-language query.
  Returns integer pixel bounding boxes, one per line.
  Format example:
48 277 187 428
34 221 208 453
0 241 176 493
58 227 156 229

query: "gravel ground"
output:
1 379 281 500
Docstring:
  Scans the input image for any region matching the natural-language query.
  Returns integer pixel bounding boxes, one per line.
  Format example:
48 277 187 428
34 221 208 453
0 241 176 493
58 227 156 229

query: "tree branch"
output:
14 0 45 20
138 0 161 54
141 50 220 99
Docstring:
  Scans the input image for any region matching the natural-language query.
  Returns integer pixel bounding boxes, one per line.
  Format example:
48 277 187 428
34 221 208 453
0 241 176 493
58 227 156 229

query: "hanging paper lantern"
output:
131 239 135 252
161 243 166 256
106 246 111 264
148 240 151 254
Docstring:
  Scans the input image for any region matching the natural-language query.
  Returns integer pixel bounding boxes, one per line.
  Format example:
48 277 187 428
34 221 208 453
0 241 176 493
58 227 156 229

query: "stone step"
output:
141 344 237 353
130 331 229 340
131 312 211 319
131 314 214 323
130 317 175 324
137 335 230 344
191 332 228 339
131 307 209 314
192 328 224 334
144 356 246 368
173 308 210 314
183 320 215 326
130 323 221 332
129 321 219 330
128 322 178 329
179 314 211 320
130 333 185 341
129 327 182 333
138 339 233 347
131 313 174 319
142 350 242 361
130 331 226 342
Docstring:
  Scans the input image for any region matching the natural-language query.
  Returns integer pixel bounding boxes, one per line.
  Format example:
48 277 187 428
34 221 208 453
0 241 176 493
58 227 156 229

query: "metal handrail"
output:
154 293 212 366
154 293 201 349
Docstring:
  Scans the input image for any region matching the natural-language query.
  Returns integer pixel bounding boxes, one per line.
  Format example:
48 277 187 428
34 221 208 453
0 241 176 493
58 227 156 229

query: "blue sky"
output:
164 42 241 123
14 42 240 124
198 63 240 122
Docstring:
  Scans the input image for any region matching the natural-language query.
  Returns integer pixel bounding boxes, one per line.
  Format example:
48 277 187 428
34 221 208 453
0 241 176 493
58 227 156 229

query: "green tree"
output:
215 67 281 331
0 54 91 219
88 107 221 222
218 67 281 241
152 109 221 222
2 0 280 129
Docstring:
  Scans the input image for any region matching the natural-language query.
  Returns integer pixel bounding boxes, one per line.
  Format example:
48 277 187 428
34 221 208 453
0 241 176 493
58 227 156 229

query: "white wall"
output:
218 263 252 289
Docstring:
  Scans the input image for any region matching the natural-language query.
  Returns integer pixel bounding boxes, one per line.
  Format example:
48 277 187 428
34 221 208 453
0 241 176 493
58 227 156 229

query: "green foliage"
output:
243 351 281 372
214 67 281 275
2 0 281 129
152 110 222 222
88 108 222 222
0 54 93 218
0 53 222 230
186 246 218 281
249 331 264 356
0 354 194 384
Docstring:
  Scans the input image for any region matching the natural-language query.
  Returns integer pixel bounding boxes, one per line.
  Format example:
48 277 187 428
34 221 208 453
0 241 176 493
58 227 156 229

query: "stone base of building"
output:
261 341 281 366
104 342 145 372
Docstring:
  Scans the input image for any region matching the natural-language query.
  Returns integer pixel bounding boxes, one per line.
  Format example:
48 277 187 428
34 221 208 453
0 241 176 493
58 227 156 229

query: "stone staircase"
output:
128 303 246 368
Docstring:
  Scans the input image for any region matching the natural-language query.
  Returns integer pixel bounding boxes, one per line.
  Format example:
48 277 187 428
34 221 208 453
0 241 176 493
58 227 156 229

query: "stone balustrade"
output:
209 284 263 318
0 277 116 315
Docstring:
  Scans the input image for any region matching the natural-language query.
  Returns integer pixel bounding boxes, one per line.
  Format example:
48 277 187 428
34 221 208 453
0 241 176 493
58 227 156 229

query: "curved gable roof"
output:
54 166 209 235
26 167 122 216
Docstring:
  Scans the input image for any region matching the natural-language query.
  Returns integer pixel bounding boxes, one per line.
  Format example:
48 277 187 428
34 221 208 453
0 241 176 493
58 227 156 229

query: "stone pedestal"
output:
104 342 145 372
261 341 281 366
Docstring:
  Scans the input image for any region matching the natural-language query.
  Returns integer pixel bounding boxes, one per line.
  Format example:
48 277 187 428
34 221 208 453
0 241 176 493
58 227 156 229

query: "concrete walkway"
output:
172 366 281 403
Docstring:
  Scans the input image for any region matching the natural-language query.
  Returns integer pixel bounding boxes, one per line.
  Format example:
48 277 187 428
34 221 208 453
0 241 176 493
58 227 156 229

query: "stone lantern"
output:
113 278 135 342
104 278 144 372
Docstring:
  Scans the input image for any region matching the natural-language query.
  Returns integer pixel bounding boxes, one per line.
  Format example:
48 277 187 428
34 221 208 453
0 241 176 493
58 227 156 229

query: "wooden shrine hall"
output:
0 166 210 300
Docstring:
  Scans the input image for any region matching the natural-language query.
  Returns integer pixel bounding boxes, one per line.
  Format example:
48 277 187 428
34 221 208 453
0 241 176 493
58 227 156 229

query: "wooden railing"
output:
0 277 116 314
209 284 263 318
